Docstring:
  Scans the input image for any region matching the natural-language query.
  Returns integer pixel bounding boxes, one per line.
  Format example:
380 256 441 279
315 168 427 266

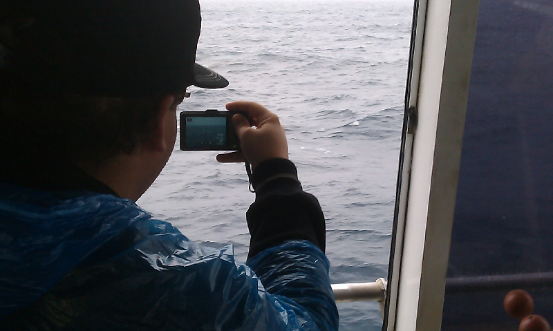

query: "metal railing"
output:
445 272 553 293
332 278 387 316
331 278 387 303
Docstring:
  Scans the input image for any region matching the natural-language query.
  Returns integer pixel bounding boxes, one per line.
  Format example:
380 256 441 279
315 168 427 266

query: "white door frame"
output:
384 0 481 330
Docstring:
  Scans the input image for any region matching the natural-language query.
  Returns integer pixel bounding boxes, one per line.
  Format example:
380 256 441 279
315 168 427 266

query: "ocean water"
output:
139 0 413 329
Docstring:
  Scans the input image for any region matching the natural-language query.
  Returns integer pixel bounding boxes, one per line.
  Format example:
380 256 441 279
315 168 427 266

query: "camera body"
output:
179 110 242 151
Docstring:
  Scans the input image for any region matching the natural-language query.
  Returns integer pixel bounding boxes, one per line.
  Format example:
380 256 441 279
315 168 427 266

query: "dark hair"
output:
0 83 173 164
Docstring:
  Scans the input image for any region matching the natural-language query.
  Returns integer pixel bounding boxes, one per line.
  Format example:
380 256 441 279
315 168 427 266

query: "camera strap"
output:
245 160 301 193
245 161 255 193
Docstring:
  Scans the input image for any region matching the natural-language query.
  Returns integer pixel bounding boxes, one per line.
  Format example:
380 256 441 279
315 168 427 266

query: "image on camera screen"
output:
185 117 227 148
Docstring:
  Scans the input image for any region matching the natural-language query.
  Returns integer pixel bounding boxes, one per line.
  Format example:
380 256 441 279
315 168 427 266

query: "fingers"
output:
221 101 288 169
226 101 274 126
216 151 245 163
226 101 266 115
231 113 252 138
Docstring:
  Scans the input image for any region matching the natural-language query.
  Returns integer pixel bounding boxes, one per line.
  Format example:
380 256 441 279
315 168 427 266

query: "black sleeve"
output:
246 158 326 259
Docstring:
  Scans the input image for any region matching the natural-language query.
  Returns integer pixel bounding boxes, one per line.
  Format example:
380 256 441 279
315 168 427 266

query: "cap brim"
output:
193 63 229 89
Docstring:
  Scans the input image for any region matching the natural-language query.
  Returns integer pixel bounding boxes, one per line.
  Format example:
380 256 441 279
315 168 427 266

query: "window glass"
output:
139 1 413 330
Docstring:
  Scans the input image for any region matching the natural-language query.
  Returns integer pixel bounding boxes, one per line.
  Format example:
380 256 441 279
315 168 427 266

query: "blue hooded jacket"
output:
0 181 339 330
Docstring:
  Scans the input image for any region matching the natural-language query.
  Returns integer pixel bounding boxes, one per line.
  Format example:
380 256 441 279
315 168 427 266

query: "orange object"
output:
519 315 551 331
504 289 534 318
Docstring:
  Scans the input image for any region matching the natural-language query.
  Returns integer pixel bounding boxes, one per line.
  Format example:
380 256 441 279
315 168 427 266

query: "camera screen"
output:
185 117 227 148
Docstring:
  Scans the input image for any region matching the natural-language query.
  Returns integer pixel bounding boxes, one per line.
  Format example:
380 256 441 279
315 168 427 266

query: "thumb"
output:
232 114 251 137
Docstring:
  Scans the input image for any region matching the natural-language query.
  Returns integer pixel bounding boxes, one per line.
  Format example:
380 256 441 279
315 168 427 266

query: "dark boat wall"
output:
442 0 553 329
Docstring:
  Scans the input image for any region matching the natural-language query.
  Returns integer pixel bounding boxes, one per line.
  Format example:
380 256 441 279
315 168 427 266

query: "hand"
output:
216 101 288 169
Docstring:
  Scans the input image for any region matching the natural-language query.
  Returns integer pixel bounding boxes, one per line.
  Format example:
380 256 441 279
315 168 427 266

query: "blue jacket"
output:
0 181 339 330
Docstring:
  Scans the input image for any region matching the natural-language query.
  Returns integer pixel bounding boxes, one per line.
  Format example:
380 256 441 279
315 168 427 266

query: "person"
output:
0 0 339 330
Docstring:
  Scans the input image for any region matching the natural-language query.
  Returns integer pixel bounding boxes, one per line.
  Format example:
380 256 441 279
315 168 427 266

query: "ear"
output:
147 94 175 153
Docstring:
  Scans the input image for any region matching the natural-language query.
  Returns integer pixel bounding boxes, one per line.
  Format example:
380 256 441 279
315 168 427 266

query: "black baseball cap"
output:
0 0 228 97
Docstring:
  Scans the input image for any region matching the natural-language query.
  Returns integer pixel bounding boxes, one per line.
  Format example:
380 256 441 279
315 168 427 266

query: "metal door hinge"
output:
407 106 418 134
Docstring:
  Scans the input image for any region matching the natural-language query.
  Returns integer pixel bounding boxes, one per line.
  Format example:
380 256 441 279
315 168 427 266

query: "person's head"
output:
0 0 228 197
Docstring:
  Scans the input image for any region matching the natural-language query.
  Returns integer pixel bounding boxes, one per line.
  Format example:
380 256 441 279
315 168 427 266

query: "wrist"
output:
251 158 299 191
